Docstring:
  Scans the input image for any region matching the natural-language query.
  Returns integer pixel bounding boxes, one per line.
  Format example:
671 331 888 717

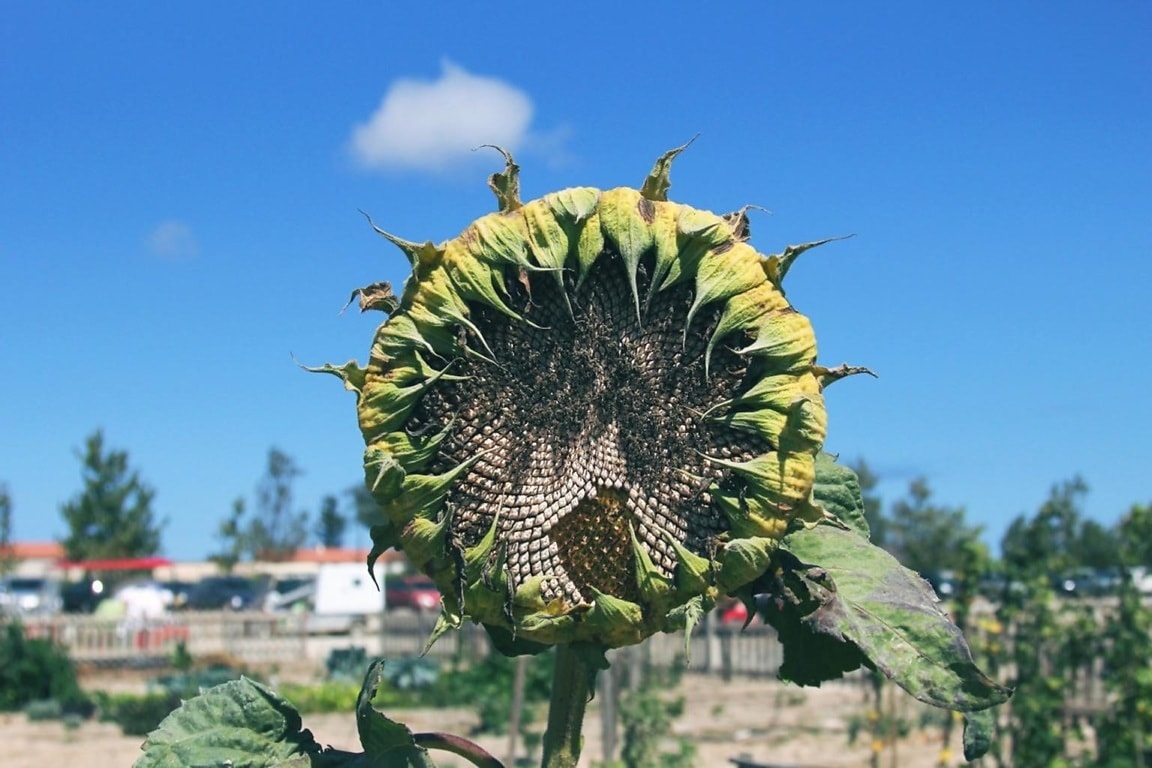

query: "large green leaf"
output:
781 524 1011 712
811 452 870 539
134 677 322 768
355 660 437 766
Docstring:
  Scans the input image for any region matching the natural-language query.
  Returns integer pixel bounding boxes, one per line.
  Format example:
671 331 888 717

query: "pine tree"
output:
59 431 164 561
0 483 14 575
244 448 308 561
314 495 346 548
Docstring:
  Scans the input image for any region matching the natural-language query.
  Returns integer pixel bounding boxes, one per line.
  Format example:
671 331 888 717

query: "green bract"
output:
323 146 852 649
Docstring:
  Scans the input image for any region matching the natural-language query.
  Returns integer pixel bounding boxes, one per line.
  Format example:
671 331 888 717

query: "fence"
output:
8 598 1131 717
13 609 792 681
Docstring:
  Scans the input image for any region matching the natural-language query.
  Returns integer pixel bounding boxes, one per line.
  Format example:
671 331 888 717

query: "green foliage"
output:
135 662 507 768
276 680 362 714
347 482 380 531
151 665 248 698
1118 502 1152 567
24 697 64 721
0 483 14 576
428 651 555 735
886 477 989 578
246 448 311 562
134 678 325 768
99 690 183 736
326 646 368 682
848 458 886 547
987 479 1152 767
1094 573 1152 765
616 690 693 768
0 621 90 714
593 658 693 768
765 522 1009 711
1001 476 1121 577
314 494 347 548
171 640 193 673
58 430 164 561
210 497 246 572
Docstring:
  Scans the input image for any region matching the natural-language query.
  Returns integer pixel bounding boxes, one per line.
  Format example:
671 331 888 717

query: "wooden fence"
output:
7 598 1131 718
12 610 789 677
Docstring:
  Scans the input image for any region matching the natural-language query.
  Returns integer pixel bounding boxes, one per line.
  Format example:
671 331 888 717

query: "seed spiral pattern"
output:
413 252 766 607
325 149 836 648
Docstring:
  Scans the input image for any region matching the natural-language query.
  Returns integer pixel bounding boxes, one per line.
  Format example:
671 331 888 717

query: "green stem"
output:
541 644 595 768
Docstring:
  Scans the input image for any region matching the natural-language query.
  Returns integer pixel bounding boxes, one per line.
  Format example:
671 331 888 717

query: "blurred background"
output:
1 3 1149 766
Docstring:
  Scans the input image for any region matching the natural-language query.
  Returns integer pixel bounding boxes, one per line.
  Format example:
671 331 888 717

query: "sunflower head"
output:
324 145 851 650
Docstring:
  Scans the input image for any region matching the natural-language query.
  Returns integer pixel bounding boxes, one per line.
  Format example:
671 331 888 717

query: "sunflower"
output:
323 145 849 649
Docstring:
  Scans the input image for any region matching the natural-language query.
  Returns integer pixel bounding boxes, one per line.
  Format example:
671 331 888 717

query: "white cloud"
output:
349 61 538 173
147 220 198 261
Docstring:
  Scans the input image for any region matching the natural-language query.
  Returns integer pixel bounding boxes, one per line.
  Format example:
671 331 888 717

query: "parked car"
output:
184 576 265 610
161 580 194 609
111 580 173 619
385 575 440 611
263 575 316 612
0 576 62 616
924 570 963 599
61 577 108 613
1054 567 1122 597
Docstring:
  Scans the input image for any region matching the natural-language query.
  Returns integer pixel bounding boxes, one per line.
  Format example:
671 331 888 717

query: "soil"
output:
1 672 964 767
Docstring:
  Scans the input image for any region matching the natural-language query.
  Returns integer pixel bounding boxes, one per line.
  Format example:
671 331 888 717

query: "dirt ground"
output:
1 671 964 768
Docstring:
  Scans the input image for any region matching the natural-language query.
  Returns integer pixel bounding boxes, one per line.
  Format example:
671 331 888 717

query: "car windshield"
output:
6 578 47 592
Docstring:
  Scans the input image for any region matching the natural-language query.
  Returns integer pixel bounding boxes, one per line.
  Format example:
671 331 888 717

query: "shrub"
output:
277 681 361 714
98 691 183 736
0 620 91 715
425 652 554 735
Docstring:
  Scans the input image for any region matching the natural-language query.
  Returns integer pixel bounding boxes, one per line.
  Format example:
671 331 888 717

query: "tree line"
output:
853 459 1152 587
4 432 1148 579
851 459 1152 767
0 430 382 571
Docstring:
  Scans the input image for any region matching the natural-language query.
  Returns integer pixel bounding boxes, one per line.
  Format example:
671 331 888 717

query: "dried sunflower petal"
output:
327 148 854 649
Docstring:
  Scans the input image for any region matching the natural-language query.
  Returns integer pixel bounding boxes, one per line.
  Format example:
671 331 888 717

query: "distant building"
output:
163 546 409 582
0 541 65 577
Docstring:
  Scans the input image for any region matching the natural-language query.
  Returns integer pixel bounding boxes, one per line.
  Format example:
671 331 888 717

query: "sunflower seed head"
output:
332 148 851 649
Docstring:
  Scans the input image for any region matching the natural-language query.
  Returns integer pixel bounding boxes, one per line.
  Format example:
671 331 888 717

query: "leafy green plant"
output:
427 651 554 735
0 621 91 715
24 697 64 721
277 681 362 714
616 687 694 768
100 691 184 737
135 661 503 768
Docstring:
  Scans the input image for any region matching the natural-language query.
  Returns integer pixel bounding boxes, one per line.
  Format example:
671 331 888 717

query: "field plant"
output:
0 620 91 717
136 147 1009 767
595 658 694 768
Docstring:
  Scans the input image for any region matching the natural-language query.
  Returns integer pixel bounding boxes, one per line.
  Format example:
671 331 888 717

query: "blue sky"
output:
2 3 1149 561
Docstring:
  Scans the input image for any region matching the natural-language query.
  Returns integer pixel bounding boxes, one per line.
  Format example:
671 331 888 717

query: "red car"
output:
384 575 441 611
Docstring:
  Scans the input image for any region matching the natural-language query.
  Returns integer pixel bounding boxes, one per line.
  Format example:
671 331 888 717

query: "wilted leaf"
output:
134 677 321 768
753 552 869 685
963 708 996 760
782 525 1012 711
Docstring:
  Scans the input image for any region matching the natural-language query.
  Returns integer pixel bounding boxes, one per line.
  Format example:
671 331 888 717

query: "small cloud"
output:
349 60 544 173
147 220 198 261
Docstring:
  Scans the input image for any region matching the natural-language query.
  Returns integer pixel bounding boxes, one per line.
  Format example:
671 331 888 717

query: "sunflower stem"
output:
541 644 595 768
